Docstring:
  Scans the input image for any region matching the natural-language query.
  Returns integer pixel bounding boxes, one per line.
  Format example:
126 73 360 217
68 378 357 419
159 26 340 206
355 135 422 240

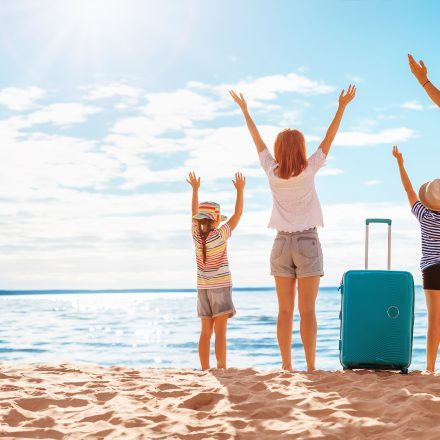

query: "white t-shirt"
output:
259 147 326 232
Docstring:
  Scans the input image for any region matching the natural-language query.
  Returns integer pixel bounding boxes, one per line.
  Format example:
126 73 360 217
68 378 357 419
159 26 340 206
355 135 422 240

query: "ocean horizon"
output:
0 285 425 295
0 287 428 371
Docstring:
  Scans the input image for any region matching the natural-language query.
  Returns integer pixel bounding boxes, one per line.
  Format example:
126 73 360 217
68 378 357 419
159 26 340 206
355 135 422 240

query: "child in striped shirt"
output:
393 146 440 372
186 171 245 370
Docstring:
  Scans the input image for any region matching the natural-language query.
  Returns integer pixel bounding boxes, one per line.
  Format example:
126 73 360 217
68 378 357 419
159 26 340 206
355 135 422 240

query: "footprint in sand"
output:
251 404 293 419
229 419 248 429
2 428 64 439
152 389 186 398
1 384 22 392
123 417 149 428
91 428 115 438
178 392 223 411
0 372 20 380
3 408 30 426
94 391 117 403
228 393 250 404
80 410 114 423
24 415 56 428
157 383 180 391
15 397 89 411
250 382 266 392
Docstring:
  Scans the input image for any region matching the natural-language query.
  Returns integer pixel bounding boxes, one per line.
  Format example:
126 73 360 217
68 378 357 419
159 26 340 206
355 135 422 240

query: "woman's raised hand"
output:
338 84 356 108
232 172 246 191
408 54 428 85
186 171 201 190
392 145 404 165
229 90 248 112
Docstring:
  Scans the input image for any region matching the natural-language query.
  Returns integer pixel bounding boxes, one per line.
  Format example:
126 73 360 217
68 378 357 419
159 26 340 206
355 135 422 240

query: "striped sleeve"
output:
259 148 276 175
191 220 198 238
412 201 428 222
219 223 232 240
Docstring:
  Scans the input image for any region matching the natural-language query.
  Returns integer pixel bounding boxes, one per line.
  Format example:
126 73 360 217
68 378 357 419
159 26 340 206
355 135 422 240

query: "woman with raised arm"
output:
230 86 356 371
408 54 440 107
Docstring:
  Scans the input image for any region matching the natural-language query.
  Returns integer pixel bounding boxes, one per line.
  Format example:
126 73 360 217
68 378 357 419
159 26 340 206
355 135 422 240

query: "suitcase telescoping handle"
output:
365 218 392 270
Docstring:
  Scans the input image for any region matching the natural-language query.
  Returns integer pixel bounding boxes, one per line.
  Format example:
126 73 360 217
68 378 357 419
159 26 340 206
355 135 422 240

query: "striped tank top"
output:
192 221 232 289
412 201 440 271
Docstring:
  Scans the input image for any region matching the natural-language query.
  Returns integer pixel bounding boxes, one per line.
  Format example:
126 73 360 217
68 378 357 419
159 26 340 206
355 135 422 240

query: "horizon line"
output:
0 285 423 295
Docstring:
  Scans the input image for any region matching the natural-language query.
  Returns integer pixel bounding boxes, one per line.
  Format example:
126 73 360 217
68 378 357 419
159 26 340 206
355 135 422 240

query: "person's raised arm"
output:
319 85 356 157
186 172 200 216
229 91 267 154
392 146 418 207
408 54 440 107
226 172 245 232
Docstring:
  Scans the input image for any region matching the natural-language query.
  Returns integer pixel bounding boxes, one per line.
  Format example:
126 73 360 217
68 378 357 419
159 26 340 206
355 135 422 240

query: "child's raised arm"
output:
186 172 200 216
408 54 440 107
392 146 419 207
318 85 356 157
226 172 245 232
229 91 267 154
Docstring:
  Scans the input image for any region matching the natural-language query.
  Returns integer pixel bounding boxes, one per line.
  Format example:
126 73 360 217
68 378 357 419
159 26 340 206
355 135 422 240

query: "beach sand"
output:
1 364 439 439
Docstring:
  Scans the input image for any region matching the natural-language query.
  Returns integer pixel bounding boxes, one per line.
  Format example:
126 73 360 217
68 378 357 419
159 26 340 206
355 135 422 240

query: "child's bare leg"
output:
199 318 213 370
214 315 228 368
425 289 440 372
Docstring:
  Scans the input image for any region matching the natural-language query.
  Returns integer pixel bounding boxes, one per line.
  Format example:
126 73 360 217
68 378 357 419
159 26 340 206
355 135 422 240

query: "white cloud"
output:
402 100 424 111
143 88 225 130
334 127 416 147
0 86 46 111
82 82 143 104
26 103 102 126
0 198 422 289
0 73 426 289
346 74 365 83
216 72 335 101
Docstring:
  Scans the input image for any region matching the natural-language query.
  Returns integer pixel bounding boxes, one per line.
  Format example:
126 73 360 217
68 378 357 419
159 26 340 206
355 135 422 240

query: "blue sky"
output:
0 0 439 289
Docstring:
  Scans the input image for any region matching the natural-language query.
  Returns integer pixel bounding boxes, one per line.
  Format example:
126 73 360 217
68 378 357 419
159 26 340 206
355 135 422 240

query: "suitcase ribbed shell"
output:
339 270 414 372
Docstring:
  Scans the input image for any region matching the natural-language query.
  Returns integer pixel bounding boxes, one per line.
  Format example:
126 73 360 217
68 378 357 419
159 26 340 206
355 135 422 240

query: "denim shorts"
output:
270 228 324 278
197 286 236 319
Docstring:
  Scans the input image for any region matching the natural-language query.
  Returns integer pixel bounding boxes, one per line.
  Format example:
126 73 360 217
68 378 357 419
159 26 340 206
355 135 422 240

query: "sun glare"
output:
16 0 170 70
52 0 132 38
0 0 199 76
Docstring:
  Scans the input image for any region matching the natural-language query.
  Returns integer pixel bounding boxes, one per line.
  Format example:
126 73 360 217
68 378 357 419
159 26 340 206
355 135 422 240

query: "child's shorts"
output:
270 228 324 278
197 287 236 319
422 263 440 290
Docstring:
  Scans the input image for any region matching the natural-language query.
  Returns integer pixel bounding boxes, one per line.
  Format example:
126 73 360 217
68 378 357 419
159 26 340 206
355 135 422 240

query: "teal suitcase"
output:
339 219 415 374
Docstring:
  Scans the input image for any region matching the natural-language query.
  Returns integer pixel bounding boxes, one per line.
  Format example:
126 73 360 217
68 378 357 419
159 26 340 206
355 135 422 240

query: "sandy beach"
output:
0 364 439 439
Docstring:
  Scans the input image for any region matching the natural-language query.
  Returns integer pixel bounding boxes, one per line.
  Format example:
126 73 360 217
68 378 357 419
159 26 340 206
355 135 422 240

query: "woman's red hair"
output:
274 129 307 179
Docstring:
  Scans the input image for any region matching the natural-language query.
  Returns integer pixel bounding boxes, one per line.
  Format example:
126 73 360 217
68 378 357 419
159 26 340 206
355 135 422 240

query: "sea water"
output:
0 287 427 371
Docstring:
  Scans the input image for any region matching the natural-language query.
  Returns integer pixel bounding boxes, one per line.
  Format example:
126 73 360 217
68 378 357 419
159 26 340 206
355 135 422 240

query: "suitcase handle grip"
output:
366 218 392 225
365 219 391 270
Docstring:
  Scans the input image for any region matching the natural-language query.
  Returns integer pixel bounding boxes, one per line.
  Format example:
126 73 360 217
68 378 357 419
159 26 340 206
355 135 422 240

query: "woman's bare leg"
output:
214 315 228 368
275 276 296 370
425 289 440 372
199 318 213 370
298 276 320 372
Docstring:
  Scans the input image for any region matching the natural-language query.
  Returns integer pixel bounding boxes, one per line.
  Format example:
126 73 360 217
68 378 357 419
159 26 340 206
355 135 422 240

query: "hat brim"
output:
192 213 227 222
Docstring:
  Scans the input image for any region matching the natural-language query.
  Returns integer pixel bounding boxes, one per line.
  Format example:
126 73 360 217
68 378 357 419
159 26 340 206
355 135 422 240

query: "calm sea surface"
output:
0 287 427 371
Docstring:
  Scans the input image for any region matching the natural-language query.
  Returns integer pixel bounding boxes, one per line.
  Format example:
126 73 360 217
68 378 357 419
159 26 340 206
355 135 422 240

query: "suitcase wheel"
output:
400 368 409 375
342 366 351 371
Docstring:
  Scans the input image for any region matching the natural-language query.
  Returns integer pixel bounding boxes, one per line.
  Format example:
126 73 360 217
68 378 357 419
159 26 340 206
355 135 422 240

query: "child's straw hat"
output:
419 179 440 211
192 201 227 222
